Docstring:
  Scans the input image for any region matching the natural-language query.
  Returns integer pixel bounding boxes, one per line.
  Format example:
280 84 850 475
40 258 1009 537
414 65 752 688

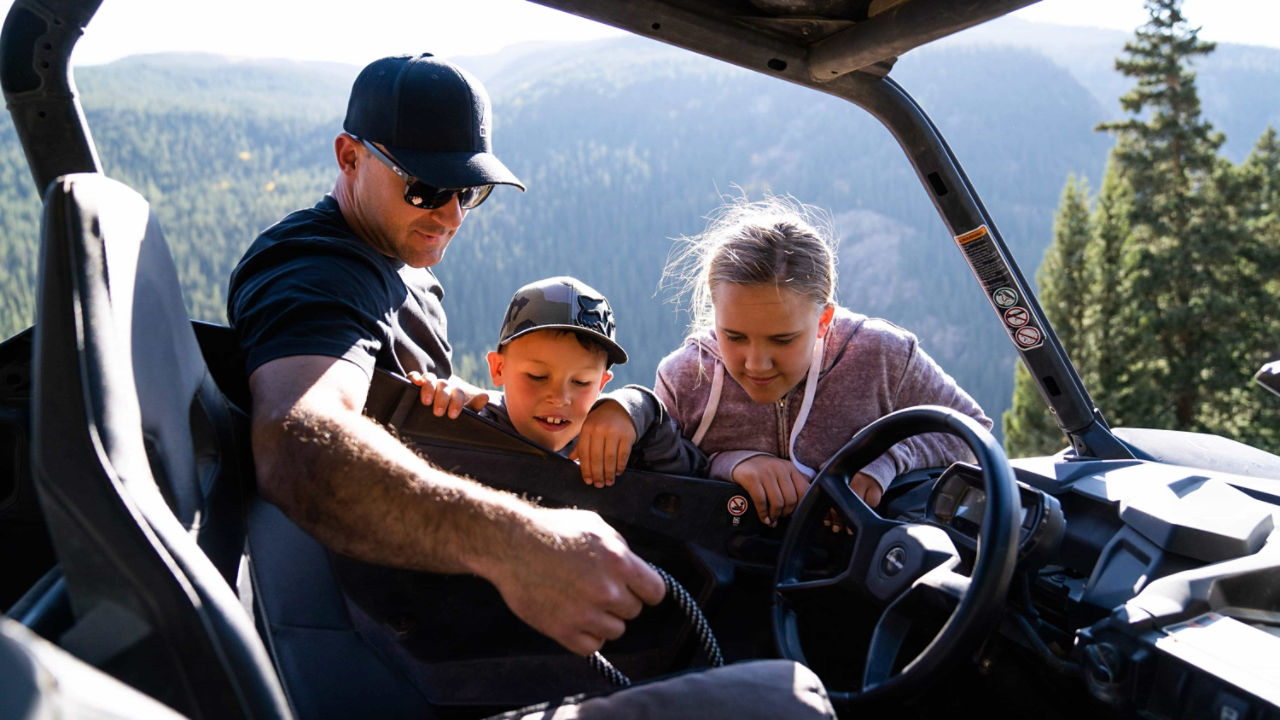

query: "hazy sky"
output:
0 0 1275 67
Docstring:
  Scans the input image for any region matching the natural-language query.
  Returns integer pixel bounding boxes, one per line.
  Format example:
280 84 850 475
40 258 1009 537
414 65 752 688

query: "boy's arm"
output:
573 386 709 486
610 385 709 477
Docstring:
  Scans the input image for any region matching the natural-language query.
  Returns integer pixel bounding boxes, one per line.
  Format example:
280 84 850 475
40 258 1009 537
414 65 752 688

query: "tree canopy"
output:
1006 0 1280 457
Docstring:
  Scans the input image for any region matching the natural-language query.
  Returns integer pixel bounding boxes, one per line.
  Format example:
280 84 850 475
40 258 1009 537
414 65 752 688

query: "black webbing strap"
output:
363 370 553 458
363 369 420 428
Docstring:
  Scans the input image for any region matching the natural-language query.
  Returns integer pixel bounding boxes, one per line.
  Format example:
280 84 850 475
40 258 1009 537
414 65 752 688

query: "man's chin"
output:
405 250 445 268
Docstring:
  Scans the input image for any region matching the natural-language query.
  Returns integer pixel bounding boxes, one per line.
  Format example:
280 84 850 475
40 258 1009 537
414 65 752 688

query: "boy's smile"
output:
487 330 612 451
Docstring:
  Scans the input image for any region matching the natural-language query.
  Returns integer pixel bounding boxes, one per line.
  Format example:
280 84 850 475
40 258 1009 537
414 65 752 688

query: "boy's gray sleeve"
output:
598 385 709 476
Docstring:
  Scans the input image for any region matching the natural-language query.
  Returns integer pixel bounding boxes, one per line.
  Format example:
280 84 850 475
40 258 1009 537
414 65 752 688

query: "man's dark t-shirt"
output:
228 194 452 380
228 195 532 685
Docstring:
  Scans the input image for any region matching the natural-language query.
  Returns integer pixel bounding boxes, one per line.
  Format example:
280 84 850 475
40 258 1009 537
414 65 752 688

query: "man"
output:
229 53 833 717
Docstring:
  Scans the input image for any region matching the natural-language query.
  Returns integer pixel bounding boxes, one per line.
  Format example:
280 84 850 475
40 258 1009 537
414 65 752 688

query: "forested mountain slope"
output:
2 26 1277 433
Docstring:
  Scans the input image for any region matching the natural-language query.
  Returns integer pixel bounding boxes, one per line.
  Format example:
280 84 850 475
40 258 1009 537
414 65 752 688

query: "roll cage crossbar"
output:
1 0 1132 460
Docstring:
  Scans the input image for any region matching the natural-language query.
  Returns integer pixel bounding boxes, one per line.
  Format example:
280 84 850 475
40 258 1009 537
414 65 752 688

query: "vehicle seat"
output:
29 173 291 719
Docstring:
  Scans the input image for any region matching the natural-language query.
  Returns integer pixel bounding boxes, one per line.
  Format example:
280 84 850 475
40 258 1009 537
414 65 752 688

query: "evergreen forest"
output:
1003 1 1280 455
2 11 1279 449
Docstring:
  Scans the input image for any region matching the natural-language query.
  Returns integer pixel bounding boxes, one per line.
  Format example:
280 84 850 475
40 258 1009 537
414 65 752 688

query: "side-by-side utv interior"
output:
3 1 1280 719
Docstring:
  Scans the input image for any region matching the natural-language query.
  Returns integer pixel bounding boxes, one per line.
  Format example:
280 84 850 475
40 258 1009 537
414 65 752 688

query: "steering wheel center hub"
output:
882 545 908 576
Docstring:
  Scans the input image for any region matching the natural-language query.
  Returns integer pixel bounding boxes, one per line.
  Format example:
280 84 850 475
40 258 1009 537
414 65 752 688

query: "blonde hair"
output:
666 194 838 333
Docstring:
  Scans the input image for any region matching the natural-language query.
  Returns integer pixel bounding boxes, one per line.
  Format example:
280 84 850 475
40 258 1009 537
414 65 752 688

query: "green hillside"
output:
2 30 1278 434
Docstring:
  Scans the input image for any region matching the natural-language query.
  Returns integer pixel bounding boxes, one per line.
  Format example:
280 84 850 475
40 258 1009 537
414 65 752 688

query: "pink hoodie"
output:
655 308 992 489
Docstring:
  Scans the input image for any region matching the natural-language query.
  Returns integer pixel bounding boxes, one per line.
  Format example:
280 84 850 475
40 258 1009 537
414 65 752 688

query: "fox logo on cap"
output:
576 296 615 338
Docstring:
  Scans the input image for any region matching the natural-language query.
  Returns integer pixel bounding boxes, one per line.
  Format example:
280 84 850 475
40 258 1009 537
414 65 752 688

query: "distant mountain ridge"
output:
2 20 1278 435
937 15 1280 162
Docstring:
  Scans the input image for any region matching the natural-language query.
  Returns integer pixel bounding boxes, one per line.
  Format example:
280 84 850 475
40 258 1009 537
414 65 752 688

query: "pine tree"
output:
1094 0 1241 433
1078 159 1135 424
1242 128 1280 317
1004 176 1090 457
1238 127 1280 220
1208 128 1280 451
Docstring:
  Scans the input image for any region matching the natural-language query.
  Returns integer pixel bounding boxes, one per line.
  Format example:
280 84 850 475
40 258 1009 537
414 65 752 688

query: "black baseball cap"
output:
344 53 524 191
499 277 628 366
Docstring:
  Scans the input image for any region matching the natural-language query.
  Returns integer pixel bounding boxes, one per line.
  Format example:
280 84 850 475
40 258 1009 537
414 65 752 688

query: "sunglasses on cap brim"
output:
358 137 495 210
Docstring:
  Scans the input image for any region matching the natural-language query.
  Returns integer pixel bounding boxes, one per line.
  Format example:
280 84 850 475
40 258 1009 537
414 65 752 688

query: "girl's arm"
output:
868 342 992 487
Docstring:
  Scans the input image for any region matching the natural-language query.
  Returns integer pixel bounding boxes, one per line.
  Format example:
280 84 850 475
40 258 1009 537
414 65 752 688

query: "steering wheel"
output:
772 405 1019 706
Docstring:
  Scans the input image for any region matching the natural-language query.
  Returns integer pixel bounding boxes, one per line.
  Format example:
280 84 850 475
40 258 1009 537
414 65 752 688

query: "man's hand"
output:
409 371 490 418
486 507 666 656
730 455 811 526
570 400 637 488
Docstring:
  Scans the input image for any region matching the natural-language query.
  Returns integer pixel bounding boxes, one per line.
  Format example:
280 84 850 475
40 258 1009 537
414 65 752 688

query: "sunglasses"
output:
358 138 495 210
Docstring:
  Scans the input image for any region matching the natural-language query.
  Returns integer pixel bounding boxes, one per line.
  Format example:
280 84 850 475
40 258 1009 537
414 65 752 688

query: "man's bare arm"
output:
249 355 666 655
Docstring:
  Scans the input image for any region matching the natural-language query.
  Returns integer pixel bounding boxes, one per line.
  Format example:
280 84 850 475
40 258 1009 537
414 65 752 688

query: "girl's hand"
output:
824 472 883 534
730 455 811 526
571 401 636 488
849 472 883 508
408 371 490 418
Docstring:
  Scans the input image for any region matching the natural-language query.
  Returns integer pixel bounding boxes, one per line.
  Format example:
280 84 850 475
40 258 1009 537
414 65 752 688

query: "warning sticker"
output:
955 225 1046 354
954 225 1008 288
727 495 749 517
1014 326 1043 349
1004 307 1030 328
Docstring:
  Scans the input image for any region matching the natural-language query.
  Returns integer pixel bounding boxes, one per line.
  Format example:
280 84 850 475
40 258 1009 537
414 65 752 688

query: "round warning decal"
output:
727 495 749 517
993 287 1018 308
1014 326 1043 348
1004 306 1030 328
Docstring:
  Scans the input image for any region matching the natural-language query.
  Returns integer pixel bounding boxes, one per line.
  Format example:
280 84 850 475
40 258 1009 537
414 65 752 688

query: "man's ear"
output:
598 369 613 390
817 304 835 339
486 351 506 387
334 133 361 173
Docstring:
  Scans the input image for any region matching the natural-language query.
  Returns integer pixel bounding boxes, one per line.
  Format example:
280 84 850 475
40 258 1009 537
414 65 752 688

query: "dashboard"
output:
925 462 1064 569
910 455 1280 718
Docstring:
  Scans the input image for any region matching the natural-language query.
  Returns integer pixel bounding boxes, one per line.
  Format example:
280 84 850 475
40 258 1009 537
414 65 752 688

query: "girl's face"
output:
712 283 834 405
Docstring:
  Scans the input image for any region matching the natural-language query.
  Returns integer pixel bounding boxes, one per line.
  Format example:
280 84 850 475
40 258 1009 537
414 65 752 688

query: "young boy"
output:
415 276 706 486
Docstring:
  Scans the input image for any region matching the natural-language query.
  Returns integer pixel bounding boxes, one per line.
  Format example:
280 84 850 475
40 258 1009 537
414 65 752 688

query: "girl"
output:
657 196 992 526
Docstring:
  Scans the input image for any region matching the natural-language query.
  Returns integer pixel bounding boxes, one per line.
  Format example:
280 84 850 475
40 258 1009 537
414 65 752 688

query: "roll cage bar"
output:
0 0 1133 460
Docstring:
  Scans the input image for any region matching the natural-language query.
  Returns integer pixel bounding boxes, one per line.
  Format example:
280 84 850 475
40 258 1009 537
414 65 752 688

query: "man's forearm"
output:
254 403 531 576
254 398 668 656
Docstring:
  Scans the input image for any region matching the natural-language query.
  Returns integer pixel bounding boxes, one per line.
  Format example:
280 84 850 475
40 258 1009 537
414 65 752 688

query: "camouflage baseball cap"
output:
498 276 628 365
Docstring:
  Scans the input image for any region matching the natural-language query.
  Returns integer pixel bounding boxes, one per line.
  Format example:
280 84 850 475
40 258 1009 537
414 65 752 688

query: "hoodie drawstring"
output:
788 335 825 477
691 334 825 477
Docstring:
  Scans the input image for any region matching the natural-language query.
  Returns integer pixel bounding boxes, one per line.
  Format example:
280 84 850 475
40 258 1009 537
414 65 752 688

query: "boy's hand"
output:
408 371 490 419
730 455 811 526
570 400 637 488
